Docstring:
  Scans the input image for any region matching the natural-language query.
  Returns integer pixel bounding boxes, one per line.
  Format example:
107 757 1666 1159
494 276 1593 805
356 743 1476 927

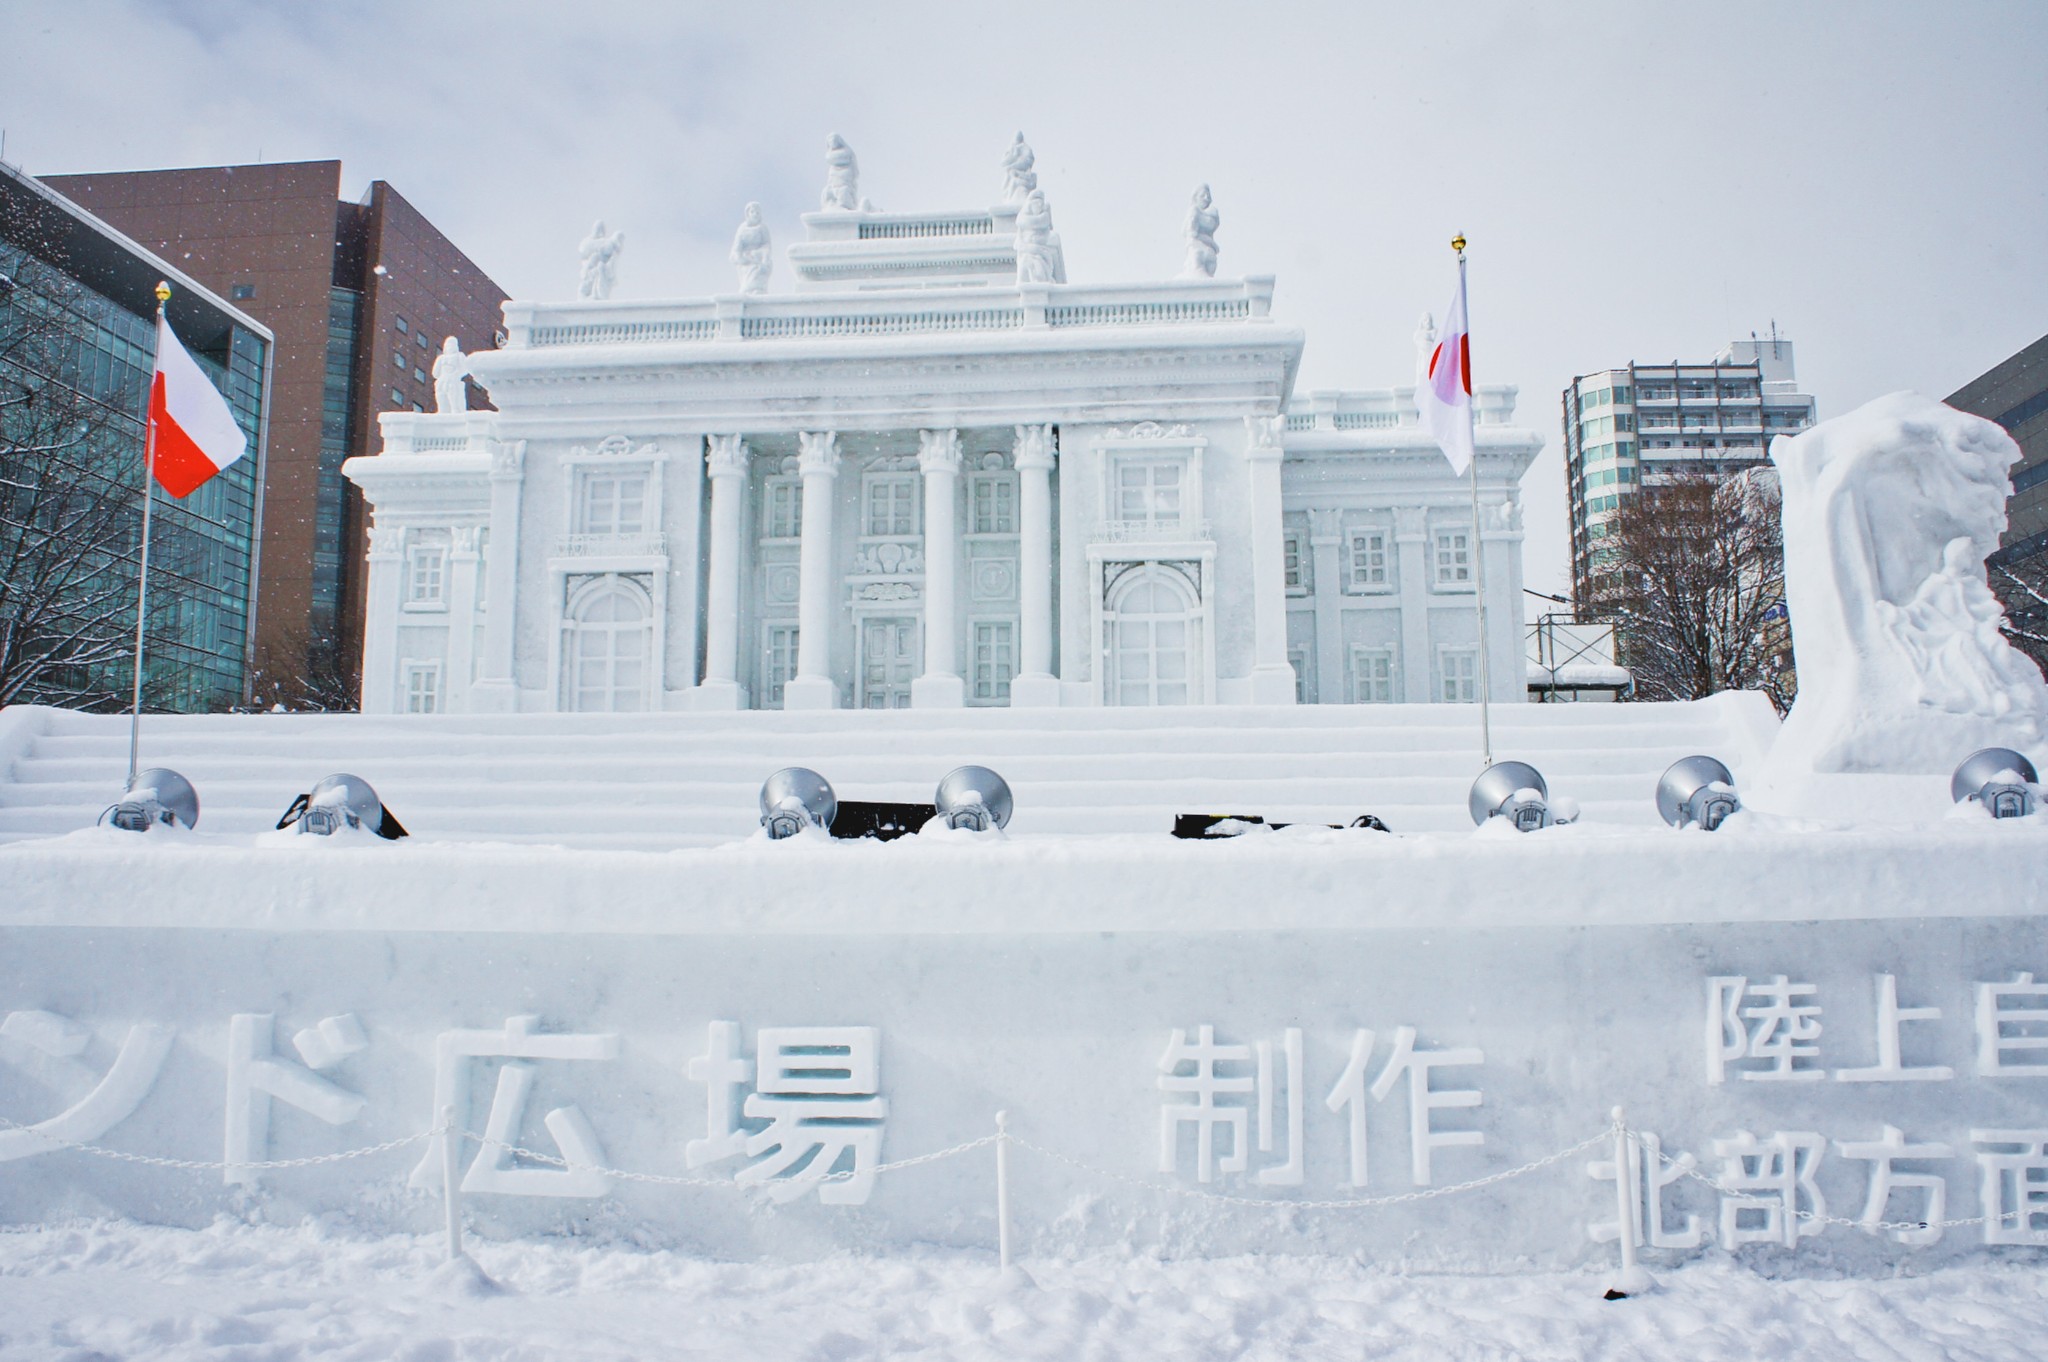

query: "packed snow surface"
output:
3 1219 2047 1361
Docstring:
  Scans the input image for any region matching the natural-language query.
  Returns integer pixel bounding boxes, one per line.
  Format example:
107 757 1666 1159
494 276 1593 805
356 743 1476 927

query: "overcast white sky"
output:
5 1 2044 602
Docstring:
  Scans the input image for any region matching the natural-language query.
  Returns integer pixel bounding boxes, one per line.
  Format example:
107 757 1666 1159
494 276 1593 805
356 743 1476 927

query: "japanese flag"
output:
147 313 247 498
1416 272 1475 477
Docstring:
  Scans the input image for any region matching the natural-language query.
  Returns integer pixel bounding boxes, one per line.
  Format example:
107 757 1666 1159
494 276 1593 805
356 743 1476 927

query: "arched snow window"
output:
562 575 653 712
1105 568 1200 706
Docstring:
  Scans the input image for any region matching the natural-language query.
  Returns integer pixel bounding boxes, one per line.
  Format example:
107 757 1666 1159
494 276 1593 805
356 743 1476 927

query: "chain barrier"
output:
0 1114 439 1172
1637 1130 1993 1233
456 1130 1002 1188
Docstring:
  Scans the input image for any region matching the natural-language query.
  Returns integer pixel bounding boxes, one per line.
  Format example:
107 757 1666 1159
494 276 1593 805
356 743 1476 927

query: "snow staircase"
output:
0 697 1779 849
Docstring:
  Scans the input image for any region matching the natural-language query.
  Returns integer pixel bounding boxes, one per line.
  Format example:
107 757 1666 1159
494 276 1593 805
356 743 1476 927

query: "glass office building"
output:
0 160 270 712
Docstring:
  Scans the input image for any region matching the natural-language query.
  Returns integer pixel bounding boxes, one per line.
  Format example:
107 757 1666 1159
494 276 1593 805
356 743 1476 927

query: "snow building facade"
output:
344 142 1539 715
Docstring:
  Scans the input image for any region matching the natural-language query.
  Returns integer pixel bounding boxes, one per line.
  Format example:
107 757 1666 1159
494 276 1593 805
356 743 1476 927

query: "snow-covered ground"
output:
3 1219 2047 1361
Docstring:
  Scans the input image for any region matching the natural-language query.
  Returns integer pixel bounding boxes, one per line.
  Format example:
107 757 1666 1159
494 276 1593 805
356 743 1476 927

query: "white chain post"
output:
1604 1107 1655 1298
996 1110 1013 1275
439 1104 464 1262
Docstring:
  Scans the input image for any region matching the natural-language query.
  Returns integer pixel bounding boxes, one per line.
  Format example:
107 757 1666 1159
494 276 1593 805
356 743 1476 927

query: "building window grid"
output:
864 474 919 537
970 619 1016 704
763 478 802 539
1439 648 1478 704
1283 531 1309 594
403 661 441 714
1350 646 1397 704
578 472 647 538
1113 458 1185 528
1433 530 1472 587
1347 530 1391 591
969 472 1016 534
405 546 446 606
763 625 798 708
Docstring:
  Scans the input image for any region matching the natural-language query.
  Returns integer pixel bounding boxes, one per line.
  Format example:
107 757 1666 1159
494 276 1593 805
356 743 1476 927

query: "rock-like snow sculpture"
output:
1760 392 2048 787
431 337 468 413
577 220 624 301
730 202 772 294
821 134 859 211
1180 183 1219 279
1000 132 1036 204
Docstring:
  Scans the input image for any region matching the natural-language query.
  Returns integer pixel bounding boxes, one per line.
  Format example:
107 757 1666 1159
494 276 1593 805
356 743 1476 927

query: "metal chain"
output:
1007 1127 1613 1210
0 1114 438 1172
460 1130 1001 1188
1635 1129 1992 1232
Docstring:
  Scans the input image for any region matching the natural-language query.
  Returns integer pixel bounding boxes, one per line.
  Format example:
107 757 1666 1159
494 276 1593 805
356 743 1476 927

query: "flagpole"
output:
128 281 171 787
1453 236 1493 769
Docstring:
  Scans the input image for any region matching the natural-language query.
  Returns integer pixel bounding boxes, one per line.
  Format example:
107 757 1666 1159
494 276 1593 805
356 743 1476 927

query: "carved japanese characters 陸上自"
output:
577 220 625 301
1756 392 2048 787
431 337 468 413
731 203 772 294
1016 190 1065 285
821 134 860 211
1000 132 1037 204
1180 183 1220 279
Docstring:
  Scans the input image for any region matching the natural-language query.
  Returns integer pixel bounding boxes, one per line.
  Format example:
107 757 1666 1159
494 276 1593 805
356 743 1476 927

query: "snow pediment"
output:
561 434 668 465
789 205 1022 292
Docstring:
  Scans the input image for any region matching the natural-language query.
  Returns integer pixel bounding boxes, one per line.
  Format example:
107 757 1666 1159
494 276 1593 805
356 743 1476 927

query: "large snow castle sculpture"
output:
1760 391 2048 793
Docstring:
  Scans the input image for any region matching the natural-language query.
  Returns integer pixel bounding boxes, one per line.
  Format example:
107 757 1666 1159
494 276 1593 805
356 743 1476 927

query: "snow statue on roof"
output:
1000 132 1037 204
1016 189 1066 284
1414 313 1438 384
730 202 772 294
577 220 624 301
1180 183 1220 279
1754 391 2048 796
821 134 860 211
431 337 469 413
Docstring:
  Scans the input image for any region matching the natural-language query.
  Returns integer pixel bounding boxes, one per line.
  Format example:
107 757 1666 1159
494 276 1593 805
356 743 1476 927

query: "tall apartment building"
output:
43 162 508 703
0 159 271 711
1562 336 1815 613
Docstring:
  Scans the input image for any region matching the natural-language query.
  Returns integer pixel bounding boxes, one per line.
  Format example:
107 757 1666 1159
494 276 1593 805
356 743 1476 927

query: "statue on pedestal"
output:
577 220 624 300
1180 184 1220 279
822 134 860 211
731 202 772 294
431 337 469 414
1016 190 1065 285
1000 133 1037 204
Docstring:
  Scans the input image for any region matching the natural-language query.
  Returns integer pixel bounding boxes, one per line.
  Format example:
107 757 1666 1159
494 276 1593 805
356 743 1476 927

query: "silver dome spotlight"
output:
934 766 1014 832
1656 756 1742 831
277 774 409 839
1468 761 1553 832
1951 748 2040 820
103 767 199 833
761 768 837 839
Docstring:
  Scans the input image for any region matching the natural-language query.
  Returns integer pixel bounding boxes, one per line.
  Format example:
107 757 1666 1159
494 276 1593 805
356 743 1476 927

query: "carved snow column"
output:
360 525 405 713
785 431 842 709
1308 508 1345 704
1245 417 1297 704
471 442 525 712
1011 423 1061 706
698 434 747 709
1395 505 1432 702
444 526 481 712
912 429 966 707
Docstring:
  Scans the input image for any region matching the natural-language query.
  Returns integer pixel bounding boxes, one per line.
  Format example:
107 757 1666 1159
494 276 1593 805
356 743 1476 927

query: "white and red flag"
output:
1416 272 1475 476
147 314 246 498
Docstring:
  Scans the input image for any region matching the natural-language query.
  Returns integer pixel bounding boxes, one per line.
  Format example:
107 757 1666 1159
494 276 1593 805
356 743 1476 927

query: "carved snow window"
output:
971 620 1015 704
763 625 798 709
1438 648 1477 703
578 471 647 538
1115 460 1184 529
1433 530 1472 588
864 474 919 536
763 477 802 540
1350 647 1396 704
1348 531 1390 591
1283 531 1309 595
1288 647 1309 703
403 661 441 714
970 472 1016 534
405 543 446 607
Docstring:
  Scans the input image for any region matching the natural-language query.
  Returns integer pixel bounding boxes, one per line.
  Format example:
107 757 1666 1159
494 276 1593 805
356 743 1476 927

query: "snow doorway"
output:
562 574 654 712
1105 566 1202 705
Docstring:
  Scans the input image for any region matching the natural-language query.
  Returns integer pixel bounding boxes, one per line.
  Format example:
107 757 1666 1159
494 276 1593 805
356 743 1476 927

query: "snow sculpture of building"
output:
1758 392 2048 787
345 142 1538 714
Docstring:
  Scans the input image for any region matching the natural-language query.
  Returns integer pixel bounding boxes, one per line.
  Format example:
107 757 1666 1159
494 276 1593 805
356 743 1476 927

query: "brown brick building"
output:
44 162 508 704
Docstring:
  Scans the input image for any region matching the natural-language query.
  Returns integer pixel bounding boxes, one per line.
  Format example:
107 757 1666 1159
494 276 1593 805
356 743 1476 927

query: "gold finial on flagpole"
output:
154 280 172 304
1451 233 1466 254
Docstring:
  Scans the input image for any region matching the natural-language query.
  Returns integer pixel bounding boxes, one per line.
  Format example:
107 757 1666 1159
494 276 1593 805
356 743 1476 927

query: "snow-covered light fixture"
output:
278 773 406 839
1468 761 1552 832
760 767 836 839
103 767 199 833
934 765 1013 832
1656 756 1741 831
1951 748 2040 820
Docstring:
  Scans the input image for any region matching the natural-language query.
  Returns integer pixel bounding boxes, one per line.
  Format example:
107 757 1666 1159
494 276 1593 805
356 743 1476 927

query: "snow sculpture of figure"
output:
1000 132 1037 204
730 202 772 294
1015 189 1065 284
1755 392 2048 793
1180 183 1220 279
431 337 468 413
577 220 624 301
821 134 860 211
1413 313 1437 386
